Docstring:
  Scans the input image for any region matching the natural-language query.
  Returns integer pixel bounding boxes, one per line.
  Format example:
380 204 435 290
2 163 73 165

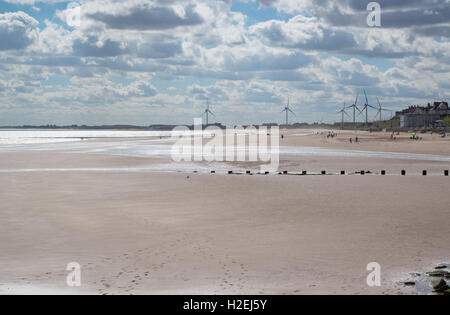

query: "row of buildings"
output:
396 102 449 128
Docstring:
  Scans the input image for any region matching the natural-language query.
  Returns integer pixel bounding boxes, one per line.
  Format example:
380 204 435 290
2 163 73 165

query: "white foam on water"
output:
1 130 449 170
0 129 216 146
79 143 450 162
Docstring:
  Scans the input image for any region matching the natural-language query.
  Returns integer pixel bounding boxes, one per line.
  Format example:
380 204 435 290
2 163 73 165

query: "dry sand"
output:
281 129 450 156
0 129 449 295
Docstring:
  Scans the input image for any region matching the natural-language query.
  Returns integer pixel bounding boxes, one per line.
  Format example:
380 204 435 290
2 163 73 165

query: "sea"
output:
0 129 449 173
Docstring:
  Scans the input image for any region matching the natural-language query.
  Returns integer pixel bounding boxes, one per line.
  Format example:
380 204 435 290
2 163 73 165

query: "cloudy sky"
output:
0 0 449 126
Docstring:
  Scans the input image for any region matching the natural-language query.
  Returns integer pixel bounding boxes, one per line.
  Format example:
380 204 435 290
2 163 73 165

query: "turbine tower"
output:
361 89 377 124
337 103 351 129
281 97 296 125
374 97 392 121
346 93 360 124
203 98 215 125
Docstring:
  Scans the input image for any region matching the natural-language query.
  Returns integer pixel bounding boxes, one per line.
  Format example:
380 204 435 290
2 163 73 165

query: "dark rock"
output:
444 289 450 296
427 270 450 277
435 265 448 270
404 281 416 286
431 279 449 293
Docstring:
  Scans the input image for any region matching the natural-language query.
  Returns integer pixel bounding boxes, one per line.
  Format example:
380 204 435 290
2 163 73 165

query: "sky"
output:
0 0 449 126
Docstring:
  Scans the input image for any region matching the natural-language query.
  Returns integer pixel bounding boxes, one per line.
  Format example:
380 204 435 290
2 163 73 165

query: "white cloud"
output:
0 0 449 124
0 11 39 51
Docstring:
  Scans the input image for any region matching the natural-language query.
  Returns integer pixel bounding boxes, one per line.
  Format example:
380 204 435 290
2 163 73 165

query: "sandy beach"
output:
0 129 449 295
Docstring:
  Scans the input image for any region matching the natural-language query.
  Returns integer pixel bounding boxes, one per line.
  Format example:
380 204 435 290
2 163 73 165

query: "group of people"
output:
390 132 399 141
410 132 423 141
327 132 337 139
349 136 359 144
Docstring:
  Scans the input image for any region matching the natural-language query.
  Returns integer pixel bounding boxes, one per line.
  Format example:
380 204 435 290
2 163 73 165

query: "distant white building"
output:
397 102 449 128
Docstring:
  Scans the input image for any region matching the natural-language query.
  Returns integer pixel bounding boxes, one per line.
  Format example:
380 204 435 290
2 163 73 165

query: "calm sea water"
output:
0 129 176 145
0 129 449 163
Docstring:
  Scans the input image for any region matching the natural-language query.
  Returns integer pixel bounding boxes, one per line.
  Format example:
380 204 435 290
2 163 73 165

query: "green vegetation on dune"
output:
373 119 400 128
444 116 450 126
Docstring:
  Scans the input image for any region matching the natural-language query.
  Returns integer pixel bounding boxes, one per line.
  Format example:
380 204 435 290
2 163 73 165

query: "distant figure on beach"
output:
355 137 359 143
350 138 353 143
281 135 284 140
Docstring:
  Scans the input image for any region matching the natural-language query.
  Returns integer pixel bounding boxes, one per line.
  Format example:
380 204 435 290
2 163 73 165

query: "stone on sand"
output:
427 270 450 277
431 279 449 293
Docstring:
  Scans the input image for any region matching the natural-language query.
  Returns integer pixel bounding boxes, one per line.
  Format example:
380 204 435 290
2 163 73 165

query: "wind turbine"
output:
281 97 296 125
337 103 351 129
374 97 393 121
202 98 215 125
346 93 361 124
361 89 377 124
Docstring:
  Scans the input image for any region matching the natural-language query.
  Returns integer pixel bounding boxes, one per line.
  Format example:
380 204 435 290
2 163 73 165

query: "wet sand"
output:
0 129 449 295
